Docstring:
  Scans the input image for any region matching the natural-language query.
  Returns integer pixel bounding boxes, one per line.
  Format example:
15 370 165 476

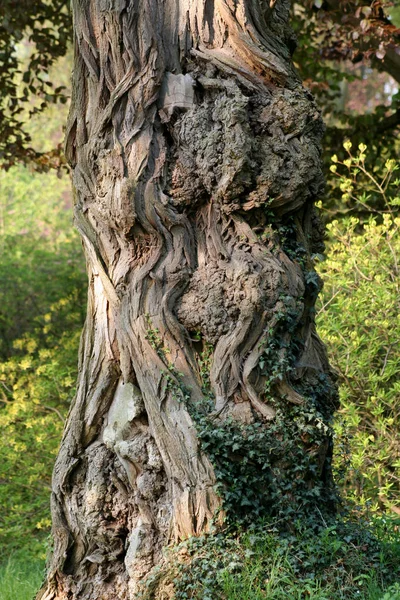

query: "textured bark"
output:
38 1 337 598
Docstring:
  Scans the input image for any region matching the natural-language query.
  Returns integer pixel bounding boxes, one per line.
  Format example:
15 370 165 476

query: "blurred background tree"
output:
0 0 70 169
292 1 400 217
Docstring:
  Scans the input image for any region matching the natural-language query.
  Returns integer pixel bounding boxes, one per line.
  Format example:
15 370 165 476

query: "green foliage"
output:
144 306 338 527
291 4 347 117
0 46 87 556
0 557 45 600
0 165 86 359
0 293 82 561
380 583 400 600
291 2 400 222
0 133 85 560
317 146 400 513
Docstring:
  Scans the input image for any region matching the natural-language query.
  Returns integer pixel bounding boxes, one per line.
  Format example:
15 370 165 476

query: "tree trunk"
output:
38 1 338 598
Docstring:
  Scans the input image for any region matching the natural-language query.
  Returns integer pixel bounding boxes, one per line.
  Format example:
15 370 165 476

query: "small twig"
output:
317 289 341 316
316 506 328 528
0 380 13 394
380 345 392 377
43 405 66 424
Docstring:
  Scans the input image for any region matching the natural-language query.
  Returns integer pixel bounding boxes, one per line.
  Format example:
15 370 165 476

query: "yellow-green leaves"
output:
343 140 352 152
318 165 400 514
0 300 82 561
326 138 399 215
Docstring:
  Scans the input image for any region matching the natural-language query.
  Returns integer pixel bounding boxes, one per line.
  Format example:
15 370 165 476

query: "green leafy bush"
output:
317 143 400 513
0 164 86 560
0 166 86 359
0 294 82 561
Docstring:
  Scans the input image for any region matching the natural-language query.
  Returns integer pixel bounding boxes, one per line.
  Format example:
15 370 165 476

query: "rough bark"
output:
38 1 338 598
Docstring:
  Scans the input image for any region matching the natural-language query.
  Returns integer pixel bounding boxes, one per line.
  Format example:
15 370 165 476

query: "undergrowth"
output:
140 517 400 600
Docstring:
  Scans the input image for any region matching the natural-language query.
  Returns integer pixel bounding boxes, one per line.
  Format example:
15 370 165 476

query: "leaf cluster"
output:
196 405 337 526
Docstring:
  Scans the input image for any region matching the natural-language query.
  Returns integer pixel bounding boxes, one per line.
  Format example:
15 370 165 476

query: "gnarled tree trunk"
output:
38 1 338 598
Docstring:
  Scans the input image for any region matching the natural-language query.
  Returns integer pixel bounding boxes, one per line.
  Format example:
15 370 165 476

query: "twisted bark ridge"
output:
38 1 338 598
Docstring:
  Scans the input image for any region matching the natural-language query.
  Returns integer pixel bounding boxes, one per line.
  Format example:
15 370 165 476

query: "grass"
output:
0 557 45 600
219 537 400 599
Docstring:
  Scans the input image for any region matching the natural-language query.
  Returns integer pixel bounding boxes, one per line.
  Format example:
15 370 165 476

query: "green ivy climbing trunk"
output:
37 1 338 598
